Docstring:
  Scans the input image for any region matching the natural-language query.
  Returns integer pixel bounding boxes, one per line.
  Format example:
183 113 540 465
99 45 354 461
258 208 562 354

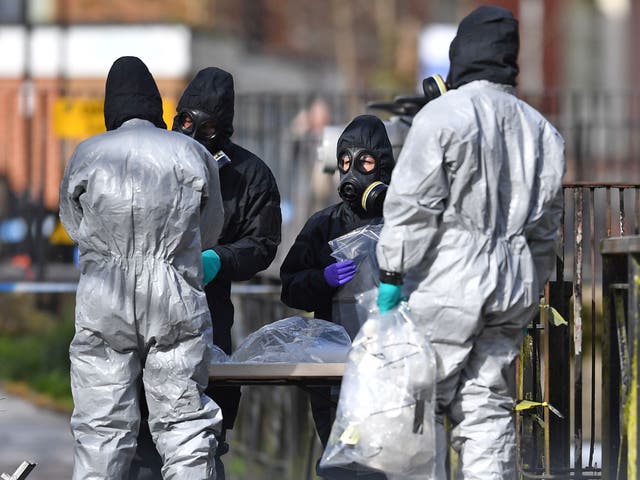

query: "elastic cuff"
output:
380 269 403 285
212 245 232 280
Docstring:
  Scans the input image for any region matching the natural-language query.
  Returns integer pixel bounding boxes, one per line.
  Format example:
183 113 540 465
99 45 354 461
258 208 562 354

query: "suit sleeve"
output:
58 149 85 244
280 216 335 313
525 123 566 291
213 172 282 281
196 146 224 250
376 113 453 275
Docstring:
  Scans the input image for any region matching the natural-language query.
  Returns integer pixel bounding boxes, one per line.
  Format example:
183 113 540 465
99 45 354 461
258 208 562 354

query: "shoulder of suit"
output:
306 203 340 227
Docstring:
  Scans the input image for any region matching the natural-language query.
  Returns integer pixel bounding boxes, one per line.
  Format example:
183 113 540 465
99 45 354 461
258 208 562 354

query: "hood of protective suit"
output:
104 56 166 131
336 115 394 217
177 67 234 139
447 6 519 89
336 115 394 184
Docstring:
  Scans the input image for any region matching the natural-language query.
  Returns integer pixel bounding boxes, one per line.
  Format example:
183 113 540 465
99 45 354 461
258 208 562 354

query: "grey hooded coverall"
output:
60 56 224 480
376 9 565 478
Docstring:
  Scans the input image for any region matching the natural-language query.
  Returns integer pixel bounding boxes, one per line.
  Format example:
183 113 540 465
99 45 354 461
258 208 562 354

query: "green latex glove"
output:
377 281 402 313
202 249 221 285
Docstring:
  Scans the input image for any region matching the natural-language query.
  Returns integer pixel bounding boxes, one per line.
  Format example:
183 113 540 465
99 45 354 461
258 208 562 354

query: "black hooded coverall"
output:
280 115 392 479
180 69 282 432
192 70 281 478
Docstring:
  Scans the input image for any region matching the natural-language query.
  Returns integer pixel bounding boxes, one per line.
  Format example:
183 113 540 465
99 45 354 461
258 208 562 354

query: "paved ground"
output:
0 389 73 480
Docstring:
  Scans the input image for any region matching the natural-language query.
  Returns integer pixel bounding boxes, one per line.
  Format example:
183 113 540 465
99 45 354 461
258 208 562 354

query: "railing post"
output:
548 278 572 472
626 248 640 479
601 236 640 479
601 246 625 479
574 187 584 477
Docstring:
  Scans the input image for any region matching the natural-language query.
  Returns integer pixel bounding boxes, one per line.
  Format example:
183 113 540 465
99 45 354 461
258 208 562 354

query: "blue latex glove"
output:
202 249 221 286
377 282 402 313
323 259 357 287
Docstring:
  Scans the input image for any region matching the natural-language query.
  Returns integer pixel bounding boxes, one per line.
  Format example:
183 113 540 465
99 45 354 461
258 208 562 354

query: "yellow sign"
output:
53 98 177 139
49 219 74 245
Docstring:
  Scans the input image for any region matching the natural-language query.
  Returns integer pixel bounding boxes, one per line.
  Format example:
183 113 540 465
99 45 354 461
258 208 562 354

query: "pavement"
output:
0 389 73 480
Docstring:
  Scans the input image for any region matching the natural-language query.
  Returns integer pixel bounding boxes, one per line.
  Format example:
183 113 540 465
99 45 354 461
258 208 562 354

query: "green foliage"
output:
0 293 61 335
228 456 247 477
0 293 75 408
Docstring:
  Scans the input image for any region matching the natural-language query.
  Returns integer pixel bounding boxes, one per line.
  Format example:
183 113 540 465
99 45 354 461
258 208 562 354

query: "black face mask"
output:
338 148 388 216
172 108 224 154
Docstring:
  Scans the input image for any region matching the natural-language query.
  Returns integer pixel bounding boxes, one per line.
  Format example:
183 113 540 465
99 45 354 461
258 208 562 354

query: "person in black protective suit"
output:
131 67 282 480
280 114 392 480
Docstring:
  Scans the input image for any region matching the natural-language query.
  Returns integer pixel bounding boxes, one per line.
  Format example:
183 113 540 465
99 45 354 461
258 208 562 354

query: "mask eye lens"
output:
197 120 217 140
358 153 376 172
338 153 351 173
177 113 195 134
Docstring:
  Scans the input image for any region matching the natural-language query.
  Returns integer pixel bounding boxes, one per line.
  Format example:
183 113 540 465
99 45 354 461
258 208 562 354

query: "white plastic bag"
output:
329 223 382 339
320 299 436 480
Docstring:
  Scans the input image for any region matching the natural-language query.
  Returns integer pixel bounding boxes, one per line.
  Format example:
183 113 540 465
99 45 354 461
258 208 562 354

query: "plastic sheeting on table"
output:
321 296 437 480
229 316 351 363
210 345 230 363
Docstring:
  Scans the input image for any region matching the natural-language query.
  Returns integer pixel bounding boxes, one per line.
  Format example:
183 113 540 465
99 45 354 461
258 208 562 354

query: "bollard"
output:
0 461 36 480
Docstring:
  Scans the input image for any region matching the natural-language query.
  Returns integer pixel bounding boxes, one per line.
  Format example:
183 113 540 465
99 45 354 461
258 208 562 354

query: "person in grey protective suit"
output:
130 67 282 480
59 56 224 480
281 114 392 480
375 6 565 479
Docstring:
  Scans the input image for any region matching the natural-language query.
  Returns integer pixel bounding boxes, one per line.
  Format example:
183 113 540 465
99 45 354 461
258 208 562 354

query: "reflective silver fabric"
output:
60 119 224 479
377 81 565 479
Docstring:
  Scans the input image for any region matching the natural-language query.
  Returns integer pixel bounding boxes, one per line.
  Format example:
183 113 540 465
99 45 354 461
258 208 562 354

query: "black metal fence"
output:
517 183 640 480
218 183 640 480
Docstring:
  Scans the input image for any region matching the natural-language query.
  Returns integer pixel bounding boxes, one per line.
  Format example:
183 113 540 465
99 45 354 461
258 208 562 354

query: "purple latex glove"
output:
323 259 357 287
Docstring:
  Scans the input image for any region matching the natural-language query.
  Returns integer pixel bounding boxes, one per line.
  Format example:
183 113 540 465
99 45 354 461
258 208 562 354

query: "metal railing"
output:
598 231 640 480
518 183 640 480
223 183 640 480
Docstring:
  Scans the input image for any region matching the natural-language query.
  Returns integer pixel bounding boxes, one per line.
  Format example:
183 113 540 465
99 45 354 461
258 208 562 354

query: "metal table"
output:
209 362 345 387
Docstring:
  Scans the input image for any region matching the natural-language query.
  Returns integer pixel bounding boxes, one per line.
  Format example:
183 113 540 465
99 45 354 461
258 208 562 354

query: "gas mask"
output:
422 73 448 103
172 108 226 159
338 148 388 216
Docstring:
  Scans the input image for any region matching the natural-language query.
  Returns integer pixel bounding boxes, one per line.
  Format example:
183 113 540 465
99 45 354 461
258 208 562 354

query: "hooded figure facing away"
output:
131 67 282 480
59 56 224 480
280 115 392 480
375 7 565 479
